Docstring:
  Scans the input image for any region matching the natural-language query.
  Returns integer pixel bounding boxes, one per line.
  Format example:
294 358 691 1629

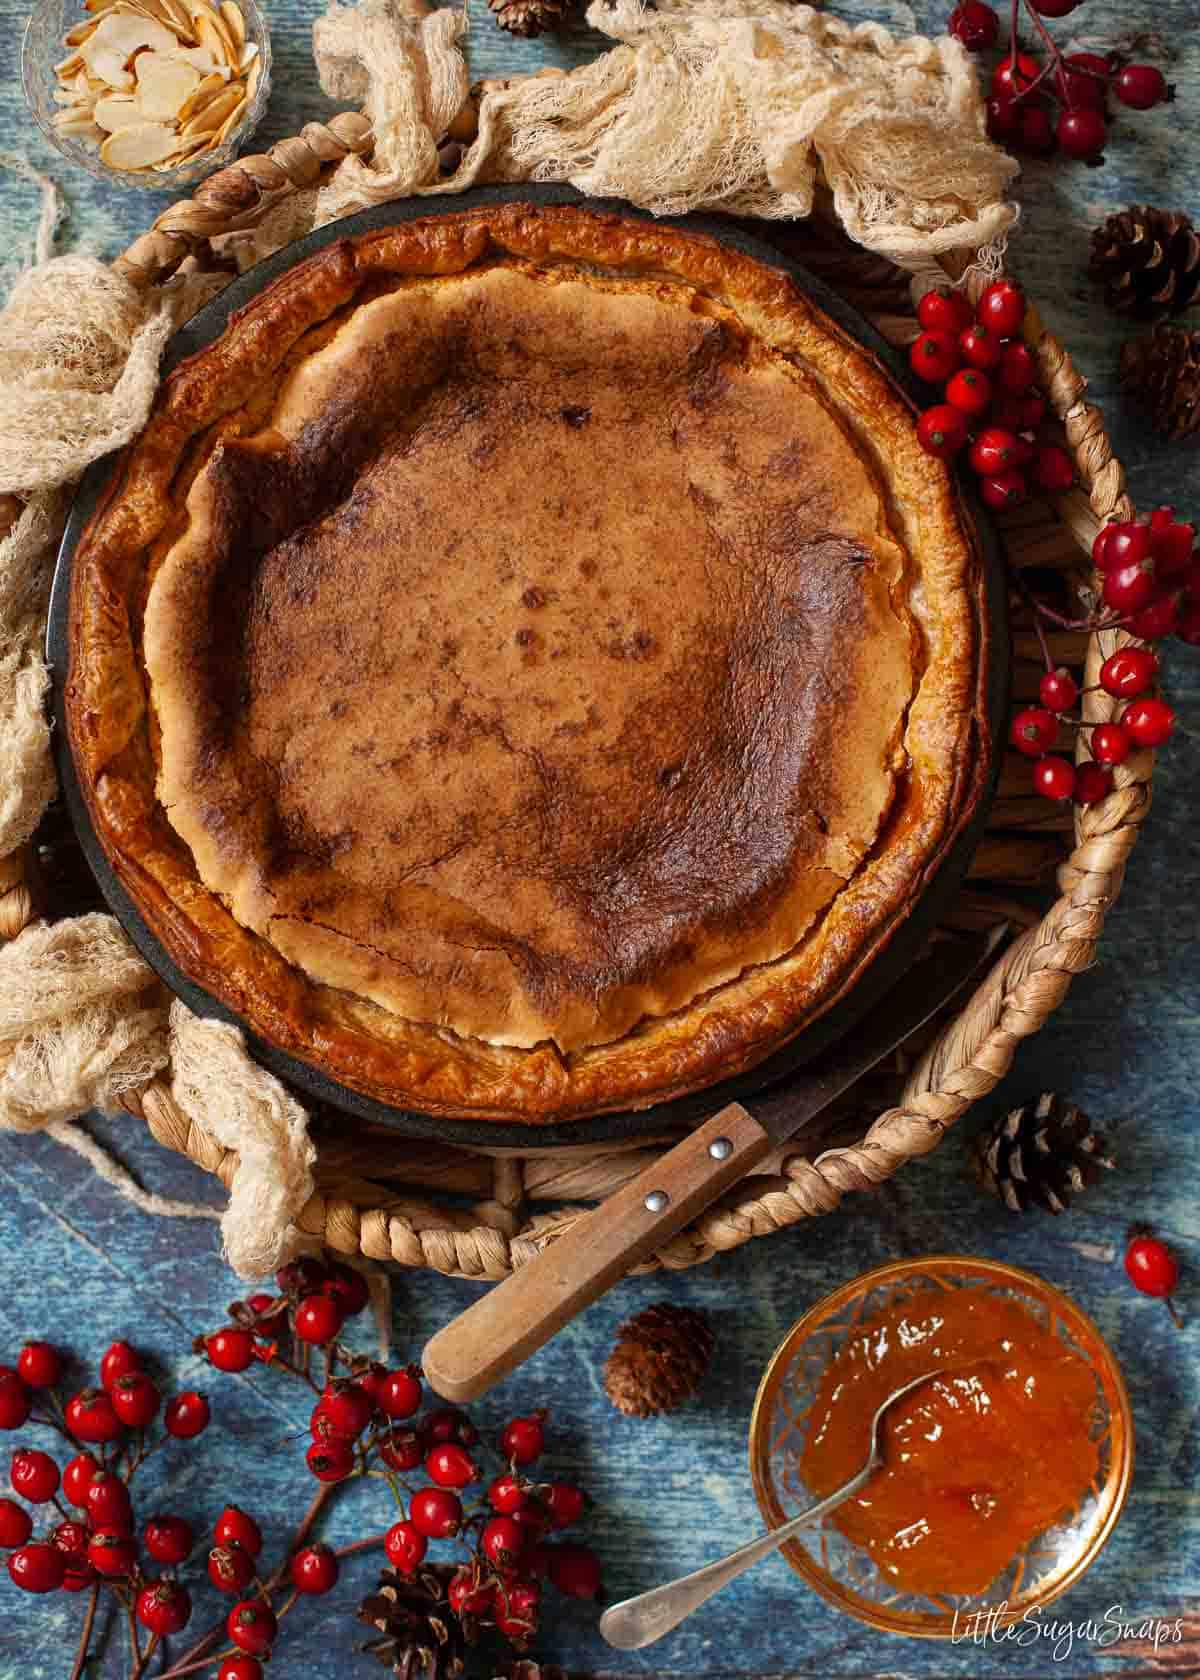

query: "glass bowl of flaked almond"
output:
23 0 270 187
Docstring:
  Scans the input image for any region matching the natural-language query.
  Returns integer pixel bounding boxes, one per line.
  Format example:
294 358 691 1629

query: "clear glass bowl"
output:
749 1255 1133 1639
22 0 272 192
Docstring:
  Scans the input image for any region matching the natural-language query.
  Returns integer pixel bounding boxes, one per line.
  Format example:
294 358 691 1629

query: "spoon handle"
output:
598 1463 875 1652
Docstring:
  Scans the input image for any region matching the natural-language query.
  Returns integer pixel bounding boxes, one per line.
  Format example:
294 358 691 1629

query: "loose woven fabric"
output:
0 0 1150 1282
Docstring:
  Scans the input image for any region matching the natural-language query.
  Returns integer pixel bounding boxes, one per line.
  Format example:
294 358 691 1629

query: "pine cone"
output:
359 1566 467 1680
488 0 570 35
604 1302 713 1417
1121 324 1200 440
1090 206 1200 321
973 1092 1115 1214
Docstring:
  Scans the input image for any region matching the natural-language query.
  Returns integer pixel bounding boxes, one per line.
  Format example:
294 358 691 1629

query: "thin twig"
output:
130 1631 160 1680
334 1532 389 1560
69 1581 101 1680
155 1649 237 1680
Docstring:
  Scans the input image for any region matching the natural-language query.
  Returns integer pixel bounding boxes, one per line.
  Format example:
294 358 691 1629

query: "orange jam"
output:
797 1287 1101 1597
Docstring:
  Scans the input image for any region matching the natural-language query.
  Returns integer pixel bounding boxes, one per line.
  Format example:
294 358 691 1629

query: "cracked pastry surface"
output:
66 202 990 1122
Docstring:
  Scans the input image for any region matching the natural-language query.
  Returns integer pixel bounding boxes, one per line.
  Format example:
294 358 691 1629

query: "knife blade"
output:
423 923 1008 1402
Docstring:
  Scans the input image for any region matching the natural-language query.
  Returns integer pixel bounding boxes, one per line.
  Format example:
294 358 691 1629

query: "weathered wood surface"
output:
0 0 1197 1674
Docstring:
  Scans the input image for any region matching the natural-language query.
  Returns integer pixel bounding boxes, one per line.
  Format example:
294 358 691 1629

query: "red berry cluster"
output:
200 1254 371 1376
948 0 1172 164
914 278 1067 513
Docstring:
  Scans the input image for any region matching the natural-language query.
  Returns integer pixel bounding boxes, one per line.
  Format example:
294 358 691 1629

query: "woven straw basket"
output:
3 111 1153 1282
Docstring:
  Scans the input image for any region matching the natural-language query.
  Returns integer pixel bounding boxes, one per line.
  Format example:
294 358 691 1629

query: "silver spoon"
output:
599 1367 947 1651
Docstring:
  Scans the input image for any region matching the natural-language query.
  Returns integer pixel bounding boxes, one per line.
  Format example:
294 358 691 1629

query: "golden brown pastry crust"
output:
66 202 990 1123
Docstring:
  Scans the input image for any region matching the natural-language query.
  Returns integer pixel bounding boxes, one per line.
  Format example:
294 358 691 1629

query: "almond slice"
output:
175 68 225 122
181 80 239 136
83 9 178 69
94 92 143 129
166 43 224 74
84 0 121 13
211 91 246 147
82 48 135 89
194 9 235 67
134 49 201 119
238 39 257 69
54 50 86 76
219 0 245 49
245 53 260 101
99 118 180 168
63 17 100 45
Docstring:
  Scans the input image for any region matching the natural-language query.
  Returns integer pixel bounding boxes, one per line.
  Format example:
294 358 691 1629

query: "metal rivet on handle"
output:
709 1137 733 1161
644 1190 669 1213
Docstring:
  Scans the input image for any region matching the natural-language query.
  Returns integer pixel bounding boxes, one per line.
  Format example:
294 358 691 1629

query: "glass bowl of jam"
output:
749 1255 1133 1637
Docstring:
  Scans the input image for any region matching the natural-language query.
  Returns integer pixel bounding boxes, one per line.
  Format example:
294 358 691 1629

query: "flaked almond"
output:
134 49 201 119
84 0 121 12
99 118 179 167
63 17 99 45
175 68 225 121
211 90 246 146
158 0 199 36
244 52 260 101
166 43 224 74
94 92 143 129
193 9 235 67
54 50 86 76
238 38 257 69
220 1 245 49
181 80 239 135
81 48 135 88
152 133 211 167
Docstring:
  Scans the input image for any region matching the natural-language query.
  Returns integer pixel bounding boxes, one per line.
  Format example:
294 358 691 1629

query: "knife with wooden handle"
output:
423 925 1007 1402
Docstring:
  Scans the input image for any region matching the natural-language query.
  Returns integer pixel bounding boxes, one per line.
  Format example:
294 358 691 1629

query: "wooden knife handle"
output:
422 1103 771 1403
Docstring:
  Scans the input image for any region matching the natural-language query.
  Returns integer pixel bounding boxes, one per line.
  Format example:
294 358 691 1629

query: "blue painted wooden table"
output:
0 1 1198 1674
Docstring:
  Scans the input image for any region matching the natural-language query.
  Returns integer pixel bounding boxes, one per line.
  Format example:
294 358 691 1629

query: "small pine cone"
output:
1090 206 1200 321
604 1302 713 1417
1121 324 1200 440
973 1092 1115 1214
488 0 570 35
359 1565 467 1679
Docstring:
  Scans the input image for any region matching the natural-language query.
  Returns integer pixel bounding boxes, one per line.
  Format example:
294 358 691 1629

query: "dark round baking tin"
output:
48 183 1009 1150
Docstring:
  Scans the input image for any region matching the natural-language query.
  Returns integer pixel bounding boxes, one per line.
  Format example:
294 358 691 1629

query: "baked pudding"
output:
66 200 990 1122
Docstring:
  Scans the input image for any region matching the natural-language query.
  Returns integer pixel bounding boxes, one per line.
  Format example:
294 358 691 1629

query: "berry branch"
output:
0 1257 603 1680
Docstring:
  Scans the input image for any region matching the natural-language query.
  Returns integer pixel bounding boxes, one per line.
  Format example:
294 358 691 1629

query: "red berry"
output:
218 1659 263 1680
917 287 974 335
294 1294 344 1346
111 1371 161 1430
1177 599 1200 646
205 1329 256 1373
8 1541 65 1594
99 1342 141 1392
227 1601 278 1658
410 1487 463 1539
384 1520 428 1573
275 1257 328 1297
945 367 992 417
494 1576 541 1641
164 1391 210 1439
1017 104 1056 154
322 1263 370 1318
969 428 1021 476
986 95 1018 142
448 1566 494 1617
1149 518 1195 578
50 1520 90 1575
1090 722 1131 766
1125 1234 1179 1298
291 1542 339 1595
1017 393 1046 430
976 280 1026 338
522 1541 554 1580
916 404 968 459
87 1530 138 1577
909 328 962 384
422 1407 476 1447
1031 0 1080 14
1034 445 1074 493
546 1542 602 1600
948 0 999 48
319 1383 374 1440
62 1453 98 1509
1100 648 1159 698
354 1362 388 1408
1093 526 1115 569
1033 755 1076 801
65 1389 121 1444
144 1515 193 1566
980 469 1028 510
992 52 1040 101
1058 108 1107 161
1114 64 1170 110
1122 697 1176 747
377 1368 422 1420
378 1428 423 1472
1106 521 1152 569
482 1515 525 1569
501 1414 545 1466
10 1449 59 1504
1129 592 1181 640
998 342 1037 394
137 1580 192 1636
16 1343 60 1391
0 1370 32 1431
426 1442 479 1489
1063 52 1111 109
959 322 1003 370
244 1293 287 1337
489 1473 530 1515
511 1501 550 1546
1074 760 1113 807
1103 559 1159 613
209 1543 256 1594
0 1498 32 1547
85 1471 132 1530
1039 667 1079 713
306 1440 355 1483
215 1506 263 1558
